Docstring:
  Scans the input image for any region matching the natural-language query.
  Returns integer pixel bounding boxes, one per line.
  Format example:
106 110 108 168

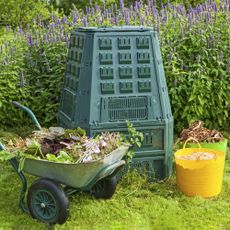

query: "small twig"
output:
38 147 45 159
126 189 138 197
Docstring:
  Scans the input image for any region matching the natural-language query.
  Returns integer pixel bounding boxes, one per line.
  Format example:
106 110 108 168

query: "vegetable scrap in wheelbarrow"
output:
4 127 124 163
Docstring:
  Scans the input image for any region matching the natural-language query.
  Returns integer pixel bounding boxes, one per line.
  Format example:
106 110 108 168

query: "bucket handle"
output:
183 137 201 149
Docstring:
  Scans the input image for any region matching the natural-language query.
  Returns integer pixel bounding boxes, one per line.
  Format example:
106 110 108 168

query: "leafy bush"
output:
25 43 66 125
160 3 230 130
0 0 50 28
0 0 229 132
0 38 66 127
49 0 116 15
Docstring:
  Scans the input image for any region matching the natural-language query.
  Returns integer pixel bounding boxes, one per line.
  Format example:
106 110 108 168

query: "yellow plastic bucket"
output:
175 138 225 198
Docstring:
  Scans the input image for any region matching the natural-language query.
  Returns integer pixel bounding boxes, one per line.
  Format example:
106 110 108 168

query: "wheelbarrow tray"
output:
23 145 129 189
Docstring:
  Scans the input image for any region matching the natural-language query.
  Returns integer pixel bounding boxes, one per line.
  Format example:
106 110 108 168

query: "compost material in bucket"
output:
176 152 216 160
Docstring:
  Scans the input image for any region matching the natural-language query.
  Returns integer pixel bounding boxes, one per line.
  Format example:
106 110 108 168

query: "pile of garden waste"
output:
179 121 224 143
0 127 125 164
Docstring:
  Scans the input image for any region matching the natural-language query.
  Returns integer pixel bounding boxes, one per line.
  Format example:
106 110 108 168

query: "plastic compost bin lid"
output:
76 26 153 32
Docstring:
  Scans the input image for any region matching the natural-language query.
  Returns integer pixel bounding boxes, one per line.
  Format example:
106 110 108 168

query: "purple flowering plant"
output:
0 0 229 132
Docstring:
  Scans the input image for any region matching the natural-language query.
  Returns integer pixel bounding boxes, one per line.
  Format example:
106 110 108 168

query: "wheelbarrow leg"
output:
9 158 29 213
0 143 28 213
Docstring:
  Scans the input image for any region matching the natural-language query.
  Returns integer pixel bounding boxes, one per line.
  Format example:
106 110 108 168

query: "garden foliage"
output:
0 0 229 132
0 0 50 28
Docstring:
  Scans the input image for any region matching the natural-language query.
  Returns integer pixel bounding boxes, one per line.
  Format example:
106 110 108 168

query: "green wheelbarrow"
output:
0 102 129 224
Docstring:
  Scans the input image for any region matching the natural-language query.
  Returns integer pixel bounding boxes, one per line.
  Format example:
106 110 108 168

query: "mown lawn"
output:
0 131 229 230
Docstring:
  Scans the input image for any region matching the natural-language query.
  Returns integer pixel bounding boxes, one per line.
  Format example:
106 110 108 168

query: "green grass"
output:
0 160 229 230
0 131 230 230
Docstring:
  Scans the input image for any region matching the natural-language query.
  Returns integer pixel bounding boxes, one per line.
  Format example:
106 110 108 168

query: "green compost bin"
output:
58 26 173 180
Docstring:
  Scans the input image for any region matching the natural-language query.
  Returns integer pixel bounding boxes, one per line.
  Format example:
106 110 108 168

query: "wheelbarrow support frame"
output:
0 143 28 213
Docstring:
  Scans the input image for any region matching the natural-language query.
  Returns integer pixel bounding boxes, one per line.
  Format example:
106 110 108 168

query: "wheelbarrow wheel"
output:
27 178 69 224
91 176 117 199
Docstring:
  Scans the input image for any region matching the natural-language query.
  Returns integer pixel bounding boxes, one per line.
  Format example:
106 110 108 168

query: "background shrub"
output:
0 0 229 132
0 0 50 28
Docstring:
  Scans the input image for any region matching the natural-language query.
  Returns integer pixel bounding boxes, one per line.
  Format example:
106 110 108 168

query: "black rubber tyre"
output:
91 177 117 199
27 178 69 224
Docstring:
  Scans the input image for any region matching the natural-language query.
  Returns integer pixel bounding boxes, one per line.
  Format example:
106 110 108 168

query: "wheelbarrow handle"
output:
12 101 22 109
12 101 42 130
0 143 5 150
